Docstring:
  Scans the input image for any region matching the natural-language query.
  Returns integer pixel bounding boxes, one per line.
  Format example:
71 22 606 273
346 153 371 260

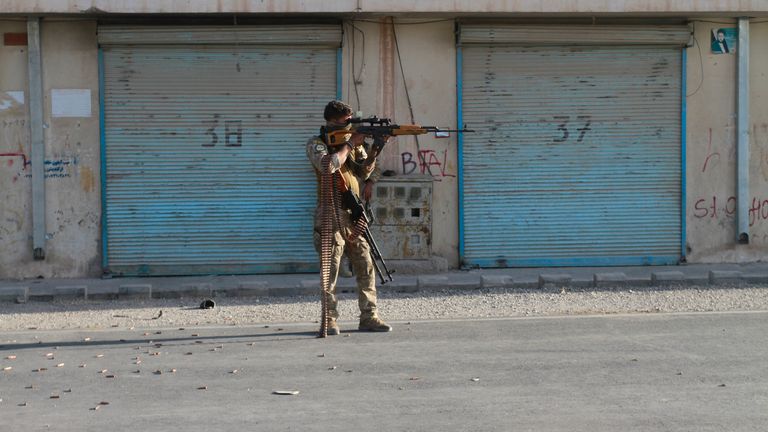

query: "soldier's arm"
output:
307 138 351 173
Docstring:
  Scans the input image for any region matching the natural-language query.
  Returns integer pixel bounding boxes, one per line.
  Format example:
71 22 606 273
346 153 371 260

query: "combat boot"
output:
327 318 341 336
358 316 392 332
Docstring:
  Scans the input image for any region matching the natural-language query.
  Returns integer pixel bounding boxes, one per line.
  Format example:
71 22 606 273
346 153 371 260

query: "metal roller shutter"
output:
459 24 692 46
460 27 684 267
100 26 339 276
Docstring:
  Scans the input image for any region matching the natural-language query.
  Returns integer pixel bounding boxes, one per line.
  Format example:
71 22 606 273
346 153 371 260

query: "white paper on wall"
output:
51 89 91 118
0 91 24 111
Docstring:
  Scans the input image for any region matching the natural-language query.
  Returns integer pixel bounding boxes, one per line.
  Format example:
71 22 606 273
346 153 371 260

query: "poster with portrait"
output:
711 28 737 54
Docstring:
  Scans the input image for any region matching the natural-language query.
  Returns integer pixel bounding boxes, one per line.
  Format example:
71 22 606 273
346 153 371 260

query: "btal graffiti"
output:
401 149 455 178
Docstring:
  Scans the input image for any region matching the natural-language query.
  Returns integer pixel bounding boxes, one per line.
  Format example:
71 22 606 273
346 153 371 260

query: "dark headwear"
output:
324 100 353 121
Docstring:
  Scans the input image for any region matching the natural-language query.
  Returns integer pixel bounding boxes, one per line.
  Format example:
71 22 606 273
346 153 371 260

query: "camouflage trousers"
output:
314 229 378 320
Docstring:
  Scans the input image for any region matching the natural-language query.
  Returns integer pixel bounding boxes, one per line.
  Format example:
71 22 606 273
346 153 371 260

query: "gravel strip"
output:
1 284 767 331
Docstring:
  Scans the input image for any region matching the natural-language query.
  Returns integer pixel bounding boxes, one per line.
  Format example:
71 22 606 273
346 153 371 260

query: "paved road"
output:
1 312 767 431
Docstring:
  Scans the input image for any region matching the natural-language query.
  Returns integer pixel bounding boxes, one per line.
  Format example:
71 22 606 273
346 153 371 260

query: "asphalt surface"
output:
1 312 767 431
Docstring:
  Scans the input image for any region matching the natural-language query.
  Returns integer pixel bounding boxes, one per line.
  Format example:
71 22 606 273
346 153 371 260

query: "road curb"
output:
0 286 28 303
1 265 767 303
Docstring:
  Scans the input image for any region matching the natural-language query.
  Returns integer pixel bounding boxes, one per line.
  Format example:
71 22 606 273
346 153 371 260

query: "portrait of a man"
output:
711 28 737 54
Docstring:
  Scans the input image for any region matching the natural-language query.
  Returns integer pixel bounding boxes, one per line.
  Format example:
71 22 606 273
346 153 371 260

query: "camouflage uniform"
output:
306 136 382 323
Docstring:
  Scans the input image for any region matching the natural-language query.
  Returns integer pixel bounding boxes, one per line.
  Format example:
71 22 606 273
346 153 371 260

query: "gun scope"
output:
348 116 391 126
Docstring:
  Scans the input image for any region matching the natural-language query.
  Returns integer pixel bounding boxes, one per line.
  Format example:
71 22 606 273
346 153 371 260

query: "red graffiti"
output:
749 198 768 226
694 195 768 226
401 150 455 178
701 128 720 173
694 196 718 219
0 152 29 168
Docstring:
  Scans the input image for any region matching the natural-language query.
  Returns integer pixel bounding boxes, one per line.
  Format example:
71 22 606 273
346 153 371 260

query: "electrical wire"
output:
391 21 415 124
686 34 705 98
347 22 358 109
348 21 366 111
391 18 427 173
685 17 767 97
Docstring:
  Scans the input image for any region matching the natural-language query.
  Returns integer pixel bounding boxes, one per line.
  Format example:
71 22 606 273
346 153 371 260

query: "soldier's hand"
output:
363 181 374 201
350 133 366 148
335 141 352 164
363 160 376 177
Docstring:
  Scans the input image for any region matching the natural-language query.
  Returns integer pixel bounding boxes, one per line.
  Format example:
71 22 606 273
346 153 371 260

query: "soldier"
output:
306 100 392 335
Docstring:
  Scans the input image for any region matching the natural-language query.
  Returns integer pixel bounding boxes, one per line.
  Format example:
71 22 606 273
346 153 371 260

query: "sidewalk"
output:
2 262 768 303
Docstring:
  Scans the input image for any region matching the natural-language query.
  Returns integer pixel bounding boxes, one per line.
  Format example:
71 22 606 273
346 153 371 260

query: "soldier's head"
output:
324 100 353 124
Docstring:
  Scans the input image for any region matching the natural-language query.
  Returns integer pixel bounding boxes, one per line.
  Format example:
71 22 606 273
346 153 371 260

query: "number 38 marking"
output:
203 114 243 147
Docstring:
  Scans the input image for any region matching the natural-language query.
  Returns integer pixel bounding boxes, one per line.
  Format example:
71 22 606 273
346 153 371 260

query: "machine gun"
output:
325 116 474 165
341 187 394 285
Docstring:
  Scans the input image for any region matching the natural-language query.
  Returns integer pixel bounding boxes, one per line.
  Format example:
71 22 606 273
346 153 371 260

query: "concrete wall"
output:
2 16 767 279
0 20 30 277
388 21 459 268
2 1 768 15
340 19 460 267
686 19 768 262
0 20 101 279
753 21 768 250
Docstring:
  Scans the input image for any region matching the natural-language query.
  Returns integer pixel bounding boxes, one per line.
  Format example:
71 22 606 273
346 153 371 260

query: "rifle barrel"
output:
363 228 393 284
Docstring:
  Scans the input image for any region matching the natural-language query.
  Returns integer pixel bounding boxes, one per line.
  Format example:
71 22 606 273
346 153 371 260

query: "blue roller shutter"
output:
100 26 340 276
460 25 685 267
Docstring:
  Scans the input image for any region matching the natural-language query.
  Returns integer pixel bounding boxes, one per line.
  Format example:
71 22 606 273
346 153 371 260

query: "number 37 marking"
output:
553 115 591 144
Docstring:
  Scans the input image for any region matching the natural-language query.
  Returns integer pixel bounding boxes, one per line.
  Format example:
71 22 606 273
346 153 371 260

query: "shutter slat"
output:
460 24 692 46
98 25 342 46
